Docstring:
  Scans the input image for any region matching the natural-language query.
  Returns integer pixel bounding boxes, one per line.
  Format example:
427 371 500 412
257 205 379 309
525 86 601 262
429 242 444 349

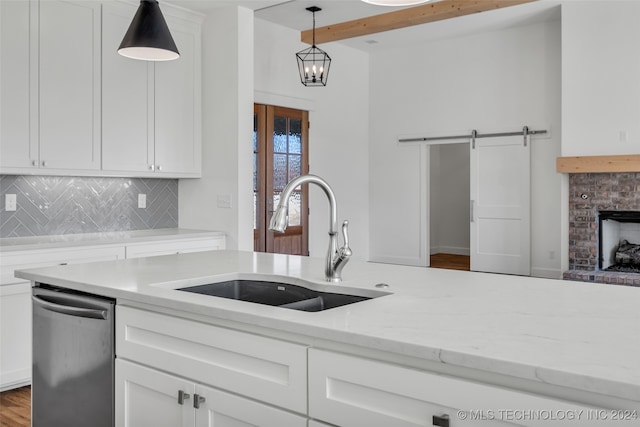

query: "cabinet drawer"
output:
309 349 603 427
1 245 125 285
125 237 225 258
117 306 307 413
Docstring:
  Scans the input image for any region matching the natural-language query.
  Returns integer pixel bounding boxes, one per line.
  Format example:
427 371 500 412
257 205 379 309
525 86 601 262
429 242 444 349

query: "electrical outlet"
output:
5 194 16 211
138 194 147 209
217 194 232 209
620 130 628 143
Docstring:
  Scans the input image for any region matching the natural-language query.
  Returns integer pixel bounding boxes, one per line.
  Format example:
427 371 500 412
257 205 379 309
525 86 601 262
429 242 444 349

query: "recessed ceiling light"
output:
365 40 379 44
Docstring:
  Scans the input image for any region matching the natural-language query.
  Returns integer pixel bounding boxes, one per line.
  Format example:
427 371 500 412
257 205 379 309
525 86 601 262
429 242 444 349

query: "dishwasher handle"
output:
32 295 109 320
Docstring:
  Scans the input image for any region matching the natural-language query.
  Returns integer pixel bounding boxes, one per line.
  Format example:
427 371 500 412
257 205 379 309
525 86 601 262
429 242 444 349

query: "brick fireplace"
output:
564 172 640 286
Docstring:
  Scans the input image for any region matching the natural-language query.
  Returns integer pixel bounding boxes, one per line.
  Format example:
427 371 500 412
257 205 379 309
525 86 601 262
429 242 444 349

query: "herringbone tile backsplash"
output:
0 175 178 238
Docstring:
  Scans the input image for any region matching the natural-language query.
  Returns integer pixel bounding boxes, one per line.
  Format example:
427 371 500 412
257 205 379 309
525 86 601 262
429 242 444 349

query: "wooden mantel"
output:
556 154 640 173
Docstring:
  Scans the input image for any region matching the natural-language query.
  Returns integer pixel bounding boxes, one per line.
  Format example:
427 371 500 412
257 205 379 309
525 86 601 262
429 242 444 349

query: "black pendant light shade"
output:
296 7 331 87
118 0 179 61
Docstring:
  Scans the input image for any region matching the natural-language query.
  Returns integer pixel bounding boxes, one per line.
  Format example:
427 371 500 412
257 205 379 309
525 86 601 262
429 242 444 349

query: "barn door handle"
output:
470 200 475 222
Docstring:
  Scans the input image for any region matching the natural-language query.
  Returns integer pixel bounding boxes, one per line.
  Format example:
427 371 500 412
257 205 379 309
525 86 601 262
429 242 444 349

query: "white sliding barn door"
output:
470 136 530 275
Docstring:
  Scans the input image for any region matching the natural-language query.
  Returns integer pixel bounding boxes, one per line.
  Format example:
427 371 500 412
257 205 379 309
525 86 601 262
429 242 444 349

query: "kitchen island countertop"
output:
15 250 640 404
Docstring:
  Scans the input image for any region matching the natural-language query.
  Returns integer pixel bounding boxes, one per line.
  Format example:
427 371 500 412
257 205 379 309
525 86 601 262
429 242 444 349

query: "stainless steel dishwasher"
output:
32 284 115 427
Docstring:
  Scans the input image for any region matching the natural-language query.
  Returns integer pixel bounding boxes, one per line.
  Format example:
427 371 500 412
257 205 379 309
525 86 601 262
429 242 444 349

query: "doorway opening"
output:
429 143 471 271
253 104 309 255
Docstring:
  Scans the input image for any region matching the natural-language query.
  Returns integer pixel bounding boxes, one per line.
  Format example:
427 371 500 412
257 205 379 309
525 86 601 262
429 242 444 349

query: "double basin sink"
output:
178 278 389 312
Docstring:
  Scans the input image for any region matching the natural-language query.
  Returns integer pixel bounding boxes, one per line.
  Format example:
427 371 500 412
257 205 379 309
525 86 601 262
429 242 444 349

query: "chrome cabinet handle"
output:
41 161 47 167
149 164 155 171
156 165 162 171
193 394 206 409
177 390 190 405
32 160 37 167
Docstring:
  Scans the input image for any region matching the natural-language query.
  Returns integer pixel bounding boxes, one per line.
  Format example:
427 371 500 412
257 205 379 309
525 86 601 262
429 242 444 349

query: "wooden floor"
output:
430 253 470 271
0 387 30 427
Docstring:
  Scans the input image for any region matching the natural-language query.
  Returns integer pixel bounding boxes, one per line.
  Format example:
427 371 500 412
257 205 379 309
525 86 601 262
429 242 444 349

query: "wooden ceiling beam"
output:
301 0 537 45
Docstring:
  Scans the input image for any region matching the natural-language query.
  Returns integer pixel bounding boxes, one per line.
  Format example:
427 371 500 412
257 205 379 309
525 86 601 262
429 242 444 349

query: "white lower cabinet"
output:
116 305 307 413
125 236 225 258
0 282 31 391
308 349 604 427
117 359 307 427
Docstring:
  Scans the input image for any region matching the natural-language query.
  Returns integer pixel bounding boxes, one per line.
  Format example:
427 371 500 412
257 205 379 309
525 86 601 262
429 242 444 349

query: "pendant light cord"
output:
312 10 316 47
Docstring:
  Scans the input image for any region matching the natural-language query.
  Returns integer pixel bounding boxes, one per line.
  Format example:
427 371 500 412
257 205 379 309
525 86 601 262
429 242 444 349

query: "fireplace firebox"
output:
598 211 640 272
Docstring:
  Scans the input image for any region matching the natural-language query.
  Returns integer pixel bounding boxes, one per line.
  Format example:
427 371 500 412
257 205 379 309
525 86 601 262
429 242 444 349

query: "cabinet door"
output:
0 0 35 170
195 383 307 427
0 282 32 391
102 2 153 174
116 359 195 427
117 306 307 413
154 11 201 176
309 349 602 427
39 0 101 171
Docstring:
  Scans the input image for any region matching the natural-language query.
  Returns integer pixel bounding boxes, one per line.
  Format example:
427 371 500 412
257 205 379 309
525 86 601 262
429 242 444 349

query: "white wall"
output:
369 19 562 278
430 143 470 256
253 19 371 262
179 7 254 251
562 1 640 156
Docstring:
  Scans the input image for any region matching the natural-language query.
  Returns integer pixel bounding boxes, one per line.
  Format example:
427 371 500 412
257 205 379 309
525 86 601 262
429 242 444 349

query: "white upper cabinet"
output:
1 0 202 178
154 11 201 176
101 2 153 174
102 2 202 177
0 1 35 169
38 0 101 171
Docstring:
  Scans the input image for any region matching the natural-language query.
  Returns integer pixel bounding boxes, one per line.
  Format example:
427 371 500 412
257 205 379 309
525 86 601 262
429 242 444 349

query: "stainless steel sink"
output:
177 279 386 312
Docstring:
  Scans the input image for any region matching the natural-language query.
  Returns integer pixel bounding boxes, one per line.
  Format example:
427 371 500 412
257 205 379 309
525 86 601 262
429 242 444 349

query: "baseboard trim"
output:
531 267 562 279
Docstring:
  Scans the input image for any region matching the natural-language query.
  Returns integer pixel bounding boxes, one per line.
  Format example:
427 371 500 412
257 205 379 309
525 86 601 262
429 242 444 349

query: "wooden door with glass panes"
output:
254 104 309 255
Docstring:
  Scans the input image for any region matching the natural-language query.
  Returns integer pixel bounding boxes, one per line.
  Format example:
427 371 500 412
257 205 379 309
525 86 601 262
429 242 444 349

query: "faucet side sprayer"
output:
268 174 351 282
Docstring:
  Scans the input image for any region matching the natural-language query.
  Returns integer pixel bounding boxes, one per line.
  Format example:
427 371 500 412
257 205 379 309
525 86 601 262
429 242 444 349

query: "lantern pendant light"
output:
296 6 331 87
118 0 179 61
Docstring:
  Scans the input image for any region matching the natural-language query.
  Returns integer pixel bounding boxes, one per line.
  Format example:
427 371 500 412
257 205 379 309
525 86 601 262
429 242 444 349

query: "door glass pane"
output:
288 192 301 226
274 116 287 153
273 154 287 190
289 119 301 154
271 192 301 227
288 154 301 181
253 114 257 151
253 113 259 232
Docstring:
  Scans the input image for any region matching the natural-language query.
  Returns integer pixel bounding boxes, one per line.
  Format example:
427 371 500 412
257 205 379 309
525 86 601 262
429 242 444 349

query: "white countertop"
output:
15 250 640 403
0 228 225 252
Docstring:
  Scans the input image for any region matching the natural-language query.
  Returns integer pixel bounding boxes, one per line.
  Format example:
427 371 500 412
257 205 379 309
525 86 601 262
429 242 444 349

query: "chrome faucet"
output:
269 174 352 282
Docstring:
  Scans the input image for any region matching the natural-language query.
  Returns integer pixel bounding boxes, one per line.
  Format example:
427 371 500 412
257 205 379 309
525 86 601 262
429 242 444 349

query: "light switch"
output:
5 194 16 211
138 194 147 209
